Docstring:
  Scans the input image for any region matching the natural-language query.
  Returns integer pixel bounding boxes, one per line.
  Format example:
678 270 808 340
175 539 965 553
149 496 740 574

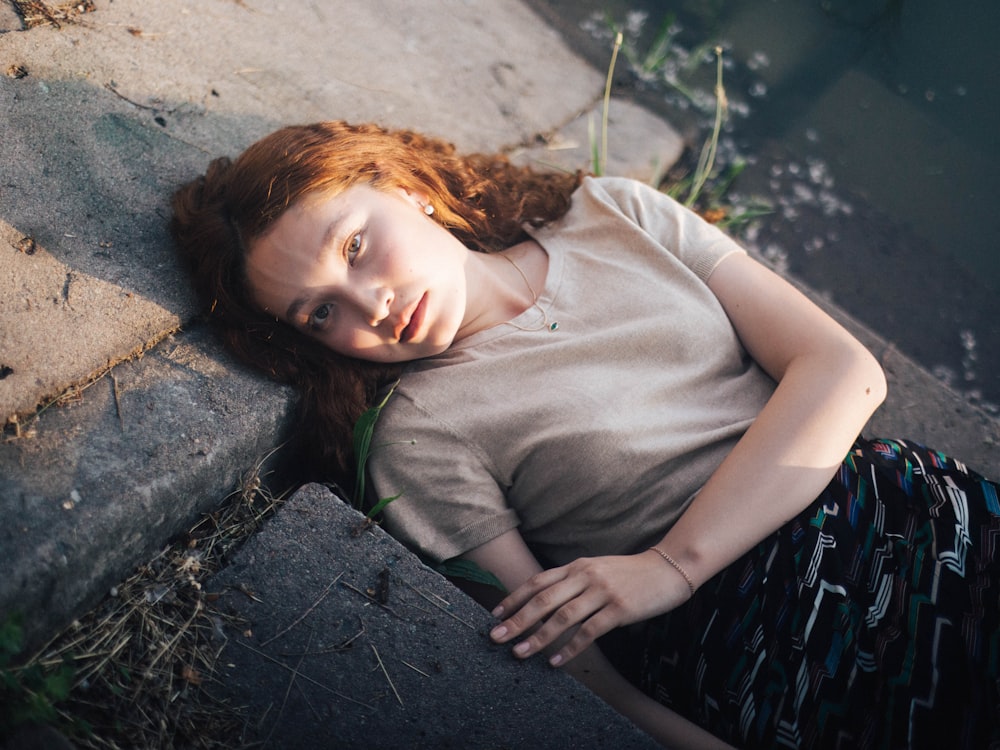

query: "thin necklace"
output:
498 252 559 332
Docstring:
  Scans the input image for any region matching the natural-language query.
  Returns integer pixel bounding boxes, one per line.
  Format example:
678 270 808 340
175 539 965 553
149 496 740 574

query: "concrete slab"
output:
819 294 1000 477
0 218 177 423
793 67 993 276
715 0 853 89
0 325 293 647
208 483 660 749
511 97 683 183
0 0 20 32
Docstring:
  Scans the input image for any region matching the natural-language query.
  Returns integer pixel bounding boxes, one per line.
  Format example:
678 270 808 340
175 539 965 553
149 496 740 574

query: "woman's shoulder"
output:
551 175 743 283
374 359 480 437
571 174 645 201
576 174 678 202
562 175 690 226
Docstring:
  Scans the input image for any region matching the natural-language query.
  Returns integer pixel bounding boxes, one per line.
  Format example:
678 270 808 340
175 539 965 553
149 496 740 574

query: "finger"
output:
491 566 568 619
507 589 609 657
490 582 581 644
490 574 586 643
548 608 620 666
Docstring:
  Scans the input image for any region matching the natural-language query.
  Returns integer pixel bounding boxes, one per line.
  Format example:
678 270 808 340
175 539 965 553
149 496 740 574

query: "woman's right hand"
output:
464 531 735 749
488 549 693 667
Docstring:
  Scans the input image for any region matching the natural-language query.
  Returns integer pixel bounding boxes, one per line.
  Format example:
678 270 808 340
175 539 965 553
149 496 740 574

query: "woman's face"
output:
245 183 471 363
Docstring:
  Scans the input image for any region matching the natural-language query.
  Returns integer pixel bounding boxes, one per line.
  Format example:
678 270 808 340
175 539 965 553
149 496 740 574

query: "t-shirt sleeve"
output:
585 176 745 281
366 390 519 563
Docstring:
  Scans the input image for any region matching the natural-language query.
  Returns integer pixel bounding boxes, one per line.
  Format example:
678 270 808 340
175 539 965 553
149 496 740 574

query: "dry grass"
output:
19 451 289 749
9 0 96 29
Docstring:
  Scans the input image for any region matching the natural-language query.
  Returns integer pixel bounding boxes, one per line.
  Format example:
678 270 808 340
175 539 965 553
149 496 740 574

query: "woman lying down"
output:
172 120 1000 749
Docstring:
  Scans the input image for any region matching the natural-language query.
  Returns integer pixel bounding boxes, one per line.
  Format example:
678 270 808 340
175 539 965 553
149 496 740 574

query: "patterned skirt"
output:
603 438 1000 749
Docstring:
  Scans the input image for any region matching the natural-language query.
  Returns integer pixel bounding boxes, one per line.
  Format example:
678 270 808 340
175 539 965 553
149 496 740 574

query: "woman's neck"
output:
458 240 549 339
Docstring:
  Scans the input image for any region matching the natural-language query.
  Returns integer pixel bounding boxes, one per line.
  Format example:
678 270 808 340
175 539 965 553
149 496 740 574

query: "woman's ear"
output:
396 186 432 213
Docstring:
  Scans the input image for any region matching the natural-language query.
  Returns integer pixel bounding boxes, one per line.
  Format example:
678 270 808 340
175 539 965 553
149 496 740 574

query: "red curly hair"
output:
171 121 581 486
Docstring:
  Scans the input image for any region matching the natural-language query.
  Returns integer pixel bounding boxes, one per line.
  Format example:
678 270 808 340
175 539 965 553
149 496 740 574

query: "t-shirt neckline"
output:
443 234 564 352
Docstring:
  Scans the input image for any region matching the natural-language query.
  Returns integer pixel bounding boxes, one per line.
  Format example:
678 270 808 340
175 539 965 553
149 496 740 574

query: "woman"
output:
172 121 999 749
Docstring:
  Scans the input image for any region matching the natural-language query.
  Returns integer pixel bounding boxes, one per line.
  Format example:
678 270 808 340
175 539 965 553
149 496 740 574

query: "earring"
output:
423 203 435 216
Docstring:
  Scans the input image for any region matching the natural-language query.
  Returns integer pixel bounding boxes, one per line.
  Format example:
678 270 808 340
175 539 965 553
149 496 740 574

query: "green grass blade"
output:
642 12 676 73
685 46 727 208
601 31 623 176
351 382 398 508
365 493 401 520
434 558 507 592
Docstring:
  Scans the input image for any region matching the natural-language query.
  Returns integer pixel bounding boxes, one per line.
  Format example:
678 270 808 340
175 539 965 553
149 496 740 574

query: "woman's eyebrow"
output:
320 217 343 259
285 294 312 323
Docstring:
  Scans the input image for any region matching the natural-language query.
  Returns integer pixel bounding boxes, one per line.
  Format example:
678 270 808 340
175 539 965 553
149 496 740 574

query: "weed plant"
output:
0 615 80 739
602 13 772 229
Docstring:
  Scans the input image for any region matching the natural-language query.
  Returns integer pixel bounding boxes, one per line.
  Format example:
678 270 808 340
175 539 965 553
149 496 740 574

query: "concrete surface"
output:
0 326 294 649
209 483 659 749
0 0 997 746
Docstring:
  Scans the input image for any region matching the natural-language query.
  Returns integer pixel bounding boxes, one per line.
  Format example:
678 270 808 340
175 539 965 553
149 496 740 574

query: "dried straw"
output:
23 450 288 749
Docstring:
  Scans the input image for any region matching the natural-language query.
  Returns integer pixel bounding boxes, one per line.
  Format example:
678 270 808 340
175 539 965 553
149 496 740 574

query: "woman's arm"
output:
658 250 887 584
463 530 736 749
489 251 887 664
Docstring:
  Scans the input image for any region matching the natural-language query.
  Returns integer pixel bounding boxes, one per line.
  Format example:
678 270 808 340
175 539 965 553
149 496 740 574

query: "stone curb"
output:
0 325 293 649
207 483 660 749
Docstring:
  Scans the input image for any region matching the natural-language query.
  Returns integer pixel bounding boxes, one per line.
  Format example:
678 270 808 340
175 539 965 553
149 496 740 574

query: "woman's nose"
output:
350 285 393 327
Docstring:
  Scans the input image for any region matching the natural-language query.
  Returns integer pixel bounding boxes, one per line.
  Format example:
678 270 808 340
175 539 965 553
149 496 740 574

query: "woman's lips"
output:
399 293 427 343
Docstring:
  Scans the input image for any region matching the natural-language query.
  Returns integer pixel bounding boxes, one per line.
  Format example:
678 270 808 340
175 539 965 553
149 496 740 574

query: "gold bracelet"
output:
649 546 696 597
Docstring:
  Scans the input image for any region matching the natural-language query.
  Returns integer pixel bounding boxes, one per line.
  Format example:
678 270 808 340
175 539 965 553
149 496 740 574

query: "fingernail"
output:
490 625 507 640
513 642 531 656
491 605 504 617
549 653 563 667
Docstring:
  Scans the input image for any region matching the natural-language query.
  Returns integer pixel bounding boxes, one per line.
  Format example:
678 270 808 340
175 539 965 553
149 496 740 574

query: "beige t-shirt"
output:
369 177 775 566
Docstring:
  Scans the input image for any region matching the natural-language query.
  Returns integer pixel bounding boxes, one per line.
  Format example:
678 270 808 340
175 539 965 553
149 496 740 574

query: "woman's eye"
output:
347 233 362 265
310 304 332 328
